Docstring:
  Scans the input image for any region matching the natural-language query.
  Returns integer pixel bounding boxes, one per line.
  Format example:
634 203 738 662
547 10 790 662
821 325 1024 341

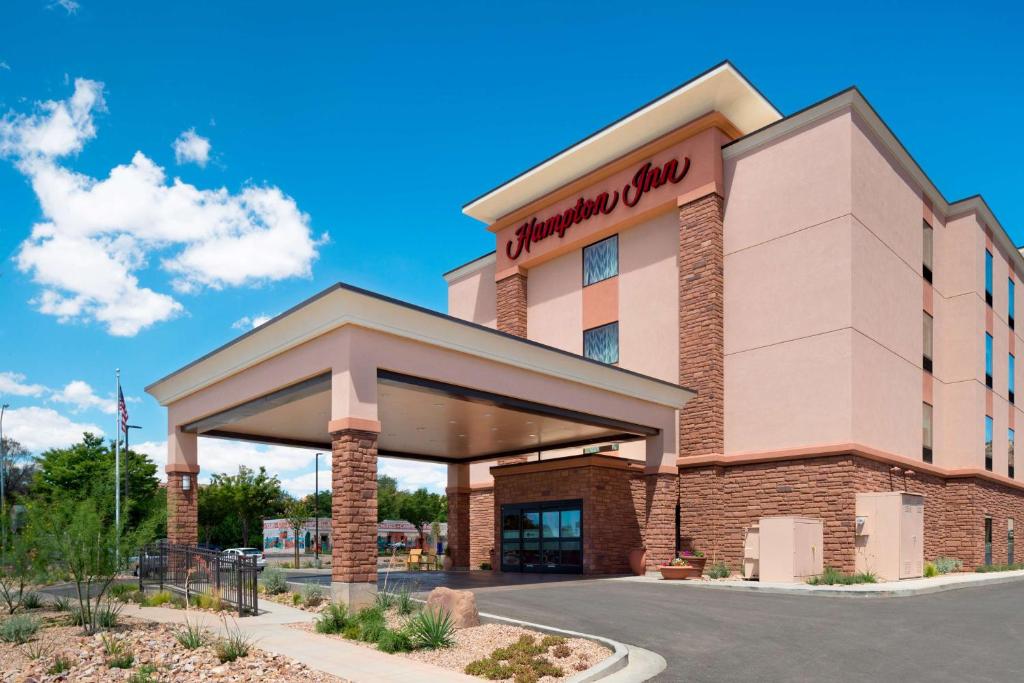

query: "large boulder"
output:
424 586 480 629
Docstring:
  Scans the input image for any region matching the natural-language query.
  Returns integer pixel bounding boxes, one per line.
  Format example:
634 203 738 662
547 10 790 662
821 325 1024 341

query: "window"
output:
985 415 994 471
1010 278 1016 329
985 249 993 306
922 403 933 463
922 221 933 283
986 333 993 388
1011 354 1016 404
1010 429 1016 479
985 517 993 566
582 235 618 286
923 312 933 373
1010 518 1015 565
583 322 619 364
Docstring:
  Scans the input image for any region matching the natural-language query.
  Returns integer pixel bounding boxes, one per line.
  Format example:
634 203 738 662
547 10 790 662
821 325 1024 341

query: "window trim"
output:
581 235 619 288
582 321 619 365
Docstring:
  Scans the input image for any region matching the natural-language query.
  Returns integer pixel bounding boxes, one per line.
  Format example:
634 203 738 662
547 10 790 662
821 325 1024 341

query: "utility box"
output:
855 492 924 580
758 516 824 583
742 522 759 579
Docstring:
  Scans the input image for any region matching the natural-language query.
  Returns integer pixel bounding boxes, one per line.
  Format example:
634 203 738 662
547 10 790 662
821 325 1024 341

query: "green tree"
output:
284 499 310 568
0 436 35 502
398 488 447 548
377 474 402 521
201 466 287 548
31 433 160 532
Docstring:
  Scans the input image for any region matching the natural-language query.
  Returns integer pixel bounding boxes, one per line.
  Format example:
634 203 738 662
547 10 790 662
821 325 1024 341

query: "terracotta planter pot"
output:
680 556 707 573
628 548 647 576
659 565 702 580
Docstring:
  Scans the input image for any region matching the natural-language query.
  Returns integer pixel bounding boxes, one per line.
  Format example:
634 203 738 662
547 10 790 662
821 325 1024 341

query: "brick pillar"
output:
330 427 378 607
678 192 725 457
497 272 528 337
469 488 495 570
644 473 678 569
446 488 470 570
166 468 198 545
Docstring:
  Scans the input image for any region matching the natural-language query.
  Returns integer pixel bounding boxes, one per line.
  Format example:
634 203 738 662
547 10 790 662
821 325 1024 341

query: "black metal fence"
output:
138 541 259 616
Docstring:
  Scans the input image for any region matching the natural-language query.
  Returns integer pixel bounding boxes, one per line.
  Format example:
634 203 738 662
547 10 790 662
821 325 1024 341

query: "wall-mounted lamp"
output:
182 474 191 491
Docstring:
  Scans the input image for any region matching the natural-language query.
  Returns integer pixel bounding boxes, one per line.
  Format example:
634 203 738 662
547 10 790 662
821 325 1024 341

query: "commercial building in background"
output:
148 62 1023 604
262 519 448 555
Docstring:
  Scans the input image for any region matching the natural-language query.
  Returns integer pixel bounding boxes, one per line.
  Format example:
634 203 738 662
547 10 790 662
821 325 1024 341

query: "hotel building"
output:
148 62 1023 603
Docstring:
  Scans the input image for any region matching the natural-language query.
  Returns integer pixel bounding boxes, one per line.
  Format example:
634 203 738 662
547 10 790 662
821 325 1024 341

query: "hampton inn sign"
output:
505 155 691 260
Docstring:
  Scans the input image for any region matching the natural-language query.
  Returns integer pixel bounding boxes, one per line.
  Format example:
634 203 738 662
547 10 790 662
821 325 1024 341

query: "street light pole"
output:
314 452 320 566
0 403 9 561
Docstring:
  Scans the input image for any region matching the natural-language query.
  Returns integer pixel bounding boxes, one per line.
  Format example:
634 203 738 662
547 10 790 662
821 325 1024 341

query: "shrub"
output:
108 583 137 601
807 567 877 586
215 624 252 663
23 641 52 660
260 568 288 595
707 562 730 579
0 615 40 644
174 618 208 649
540 635 566 648
52 596 72 612
975 562 1024 573
407 607 455 649
129 664 158 683
924 562 939 578
552 643 571 658
291 592 303 606
374 590 396 610
934 557 963 575
48 655 72 675
68 607 87 626
143 590 173 607
480 562 492 570
103 635 134 668
302 583 324 608
315 603 350 634
377 627 413 653
190 593 224 611
465 635 566 681
21 592 43 610
354 606 387 643
97 602 122 628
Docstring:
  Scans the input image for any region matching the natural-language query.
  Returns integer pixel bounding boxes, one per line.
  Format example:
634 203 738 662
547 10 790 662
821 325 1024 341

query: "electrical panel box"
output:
855 492 924 580
757 516 824 583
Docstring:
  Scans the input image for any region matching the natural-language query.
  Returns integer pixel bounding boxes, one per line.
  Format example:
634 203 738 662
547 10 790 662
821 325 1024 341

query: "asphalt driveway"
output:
469 578 1024 683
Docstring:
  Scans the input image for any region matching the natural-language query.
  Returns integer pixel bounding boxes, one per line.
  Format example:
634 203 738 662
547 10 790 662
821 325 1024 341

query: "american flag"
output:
118 386 129 435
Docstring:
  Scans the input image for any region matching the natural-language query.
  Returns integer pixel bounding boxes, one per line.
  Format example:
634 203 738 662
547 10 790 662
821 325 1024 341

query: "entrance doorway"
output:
501 500 582 573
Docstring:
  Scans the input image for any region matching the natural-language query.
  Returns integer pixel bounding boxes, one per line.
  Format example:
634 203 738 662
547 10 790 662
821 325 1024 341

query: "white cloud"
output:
2 78 326 337
53 0 80 14
49 379 114 414
0 62 10 72
2 406 102 453
0 371 47 397
379 458 447 494
172 128 211 168
232 313 272 330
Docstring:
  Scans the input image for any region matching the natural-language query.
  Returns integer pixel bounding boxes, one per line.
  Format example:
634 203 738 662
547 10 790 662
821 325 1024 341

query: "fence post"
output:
237 560 244 617
159 544 164 593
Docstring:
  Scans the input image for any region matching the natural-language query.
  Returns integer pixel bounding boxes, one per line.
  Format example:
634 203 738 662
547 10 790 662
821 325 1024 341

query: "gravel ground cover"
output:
0 609 345 682
297 611 610 682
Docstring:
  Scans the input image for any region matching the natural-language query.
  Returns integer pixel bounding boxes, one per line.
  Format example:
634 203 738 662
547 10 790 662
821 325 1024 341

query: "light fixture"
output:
182 474 191 491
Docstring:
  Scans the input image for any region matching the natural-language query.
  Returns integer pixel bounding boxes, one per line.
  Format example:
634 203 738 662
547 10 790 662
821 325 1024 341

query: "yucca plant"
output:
23 641 53 660
21 592 43 610
102 634 135 668
315 603 349 634
395 585 416 616
48 655 73 675
97 602 123 628
52 596 72 612
407 606 455 649
215 617 252 663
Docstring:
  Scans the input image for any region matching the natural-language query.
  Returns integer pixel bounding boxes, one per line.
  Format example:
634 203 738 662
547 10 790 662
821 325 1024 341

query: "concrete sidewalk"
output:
613 567 1024 597
120 600 478 683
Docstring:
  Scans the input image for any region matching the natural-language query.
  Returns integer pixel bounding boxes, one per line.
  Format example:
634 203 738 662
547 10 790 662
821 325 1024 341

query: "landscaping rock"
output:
424 586 480 629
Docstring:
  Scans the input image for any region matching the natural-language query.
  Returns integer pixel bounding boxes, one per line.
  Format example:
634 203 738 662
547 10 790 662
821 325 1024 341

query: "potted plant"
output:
659 550 706 580
628 548 647 576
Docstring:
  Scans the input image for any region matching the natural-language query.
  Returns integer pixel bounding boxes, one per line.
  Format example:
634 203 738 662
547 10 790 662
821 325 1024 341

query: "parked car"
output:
221 547 267 571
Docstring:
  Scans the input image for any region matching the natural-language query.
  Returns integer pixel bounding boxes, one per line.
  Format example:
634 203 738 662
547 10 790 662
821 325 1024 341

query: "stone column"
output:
496 271 528 337
644 471 679 569
678 192 725 458
469 488 496 570
166 465 199 545
446 487 471 570
330 427 379 607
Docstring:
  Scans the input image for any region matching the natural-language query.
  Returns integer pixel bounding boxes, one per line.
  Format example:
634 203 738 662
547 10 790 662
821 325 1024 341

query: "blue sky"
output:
1 1 1022 496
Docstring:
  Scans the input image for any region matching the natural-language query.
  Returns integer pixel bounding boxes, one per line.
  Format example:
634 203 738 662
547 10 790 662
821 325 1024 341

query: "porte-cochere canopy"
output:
146 283 693 605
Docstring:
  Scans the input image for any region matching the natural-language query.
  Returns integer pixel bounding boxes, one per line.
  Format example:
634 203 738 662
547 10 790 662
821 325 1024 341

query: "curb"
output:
615 570 1024 598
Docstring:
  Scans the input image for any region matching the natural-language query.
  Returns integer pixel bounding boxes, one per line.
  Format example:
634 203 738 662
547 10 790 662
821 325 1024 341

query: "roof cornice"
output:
723 87 1024 276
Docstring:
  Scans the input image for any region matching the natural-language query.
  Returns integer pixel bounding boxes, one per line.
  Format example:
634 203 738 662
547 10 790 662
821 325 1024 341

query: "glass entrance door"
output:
501 500 582 573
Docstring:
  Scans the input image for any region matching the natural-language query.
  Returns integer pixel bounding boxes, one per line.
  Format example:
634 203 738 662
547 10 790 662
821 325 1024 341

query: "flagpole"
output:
115 369 121 562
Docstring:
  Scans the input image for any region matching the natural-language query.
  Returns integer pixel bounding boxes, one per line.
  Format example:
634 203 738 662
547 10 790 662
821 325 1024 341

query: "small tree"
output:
285 500 310 569
0 529 44 614
39 498 153 634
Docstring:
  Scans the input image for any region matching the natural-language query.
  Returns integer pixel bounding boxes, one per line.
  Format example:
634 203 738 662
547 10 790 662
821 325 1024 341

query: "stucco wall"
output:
527 249 582 353
447 258 497 328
